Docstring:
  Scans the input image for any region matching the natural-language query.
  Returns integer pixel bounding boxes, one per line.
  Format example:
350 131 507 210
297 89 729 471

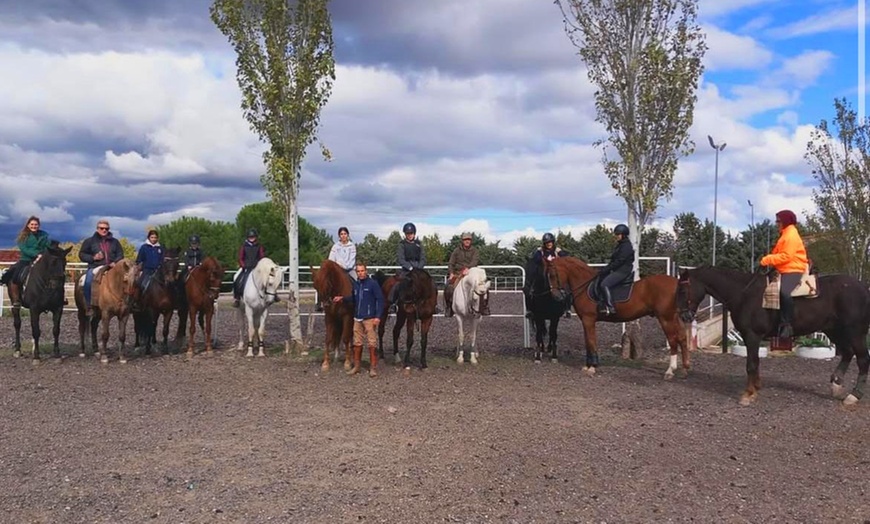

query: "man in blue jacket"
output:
333 262 384 378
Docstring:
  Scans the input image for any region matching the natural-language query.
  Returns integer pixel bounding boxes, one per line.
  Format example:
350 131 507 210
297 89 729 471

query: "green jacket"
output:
18 230 51 262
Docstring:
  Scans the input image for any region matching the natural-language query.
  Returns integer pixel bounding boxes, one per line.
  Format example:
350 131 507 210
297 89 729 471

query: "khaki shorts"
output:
353 318 378 348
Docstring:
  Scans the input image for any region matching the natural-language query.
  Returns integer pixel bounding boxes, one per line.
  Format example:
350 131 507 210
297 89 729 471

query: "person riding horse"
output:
759 209 808 338
132 229 165 309
183 234 205 272
597 224 635 315
444 232 490 317
233 228 265 308
317 226 357 313
79 219 125 316
0 216 52 307
524 232 569 319
388 222 431 314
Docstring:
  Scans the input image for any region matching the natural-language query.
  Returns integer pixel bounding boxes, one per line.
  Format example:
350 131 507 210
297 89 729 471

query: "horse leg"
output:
12 304 22 357
187 308 198 356
377 314 387 360
161 310 172 354
343 316 354 372
468 317 480 365
205 308 216 354
657 315 687 380
843 333 867 406
580 315 599 376
256 310 268 357
117 315 129 364
175 304 188 349
419 316 432 370
245 309 256 357
739 342 762 406
456 315 466 364
392 314 403 365
321 318 333 372
829 334 854 399
77 307 88 357
99 312 111 364
90 313 100 359
51 307 63 358
30 310 41 363
402 315 415 370
548 316 560 363
533 316 544 363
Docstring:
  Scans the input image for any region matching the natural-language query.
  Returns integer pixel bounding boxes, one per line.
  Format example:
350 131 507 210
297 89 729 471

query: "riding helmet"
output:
542 232 555 244
189 234 201 244
613 224 630 237
246 228 258 238
402 222 416 235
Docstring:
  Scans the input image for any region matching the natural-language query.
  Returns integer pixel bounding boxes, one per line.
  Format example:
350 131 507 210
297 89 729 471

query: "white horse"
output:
452 267 491 365
235 258 285 357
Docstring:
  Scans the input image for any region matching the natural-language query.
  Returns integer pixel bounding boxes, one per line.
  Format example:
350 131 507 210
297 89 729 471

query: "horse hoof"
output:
470 354 479 365
550 358 557 364
245 351 254 358
831 382 846 398
322 363 330 373
369 369 378 378
101 358 109 364
78 353 86 358
664 370 674 381
31 359 40 366
403 367 411 376
13 351 21 358
843 394 860 406
534 359 541 365
583 366 596 377
346 368 359 376
738 394 756 406
120 358 127 364
343 361 352 371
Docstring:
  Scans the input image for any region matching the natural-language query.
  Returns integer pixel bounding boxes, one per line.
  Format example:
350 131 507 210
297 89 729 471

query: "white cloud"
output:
9 198 74 223
767 6 859 39
771 50 835 88
703 25 773 71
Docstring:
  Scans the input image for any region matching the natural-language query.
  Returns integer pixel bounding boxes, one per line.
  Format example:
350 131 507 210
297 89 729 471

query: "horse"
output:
184 256 224 356
451 267 491 364
235 257 285 357
544 256 690 378
524 257 568 363
312 259 353 372
6 243 72 362
133 247 181 356
73 259 140 363
375 269 438 371
676 267 870 406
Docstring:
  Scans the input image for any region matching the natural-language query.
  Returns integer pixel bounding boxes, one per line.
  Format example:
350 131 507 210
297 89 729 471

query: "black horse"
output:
375 269 438 371
524 257 567 363
677 266 870 406
7 243 72 362
134 247 181 356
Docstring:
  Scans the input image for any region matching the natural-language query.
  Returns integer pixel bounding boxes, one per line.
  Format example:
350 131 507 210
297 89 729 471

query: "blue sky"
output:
0 0 864 249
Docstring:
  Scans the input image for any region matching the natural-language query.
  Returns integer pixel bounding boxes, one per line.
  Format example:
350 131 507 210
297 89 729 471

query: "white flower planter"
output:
795 346 836 360
730 345 768 358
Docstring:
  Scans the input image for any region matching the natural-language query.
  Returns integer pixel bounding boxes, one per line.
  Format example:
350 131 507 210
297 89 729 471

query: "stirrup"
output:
778 323 793 338
388 304 397 314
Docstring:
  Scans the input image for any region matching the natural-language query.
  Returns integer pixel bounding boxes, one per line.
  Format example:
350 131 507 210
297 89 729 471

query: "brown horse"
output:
312 259 353 372
134 247 181 356
184 256 224 356
73 259 140 363
375 269 438 371
544 256 689 378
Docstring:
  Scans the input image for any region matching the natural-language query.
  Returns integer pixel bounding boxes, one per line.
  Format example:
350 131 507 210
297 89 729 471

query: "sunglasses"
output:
98 226 109 231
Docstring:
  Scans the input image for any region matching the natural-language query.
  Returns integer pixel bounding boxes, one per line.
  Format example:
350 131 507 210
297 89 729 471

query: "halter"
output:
545 261 596 304
190 264 222 301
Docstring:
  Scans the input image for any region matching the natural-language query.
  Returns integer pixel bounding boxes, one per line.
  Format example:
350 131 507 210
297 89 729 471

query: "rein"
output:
680 270 763 316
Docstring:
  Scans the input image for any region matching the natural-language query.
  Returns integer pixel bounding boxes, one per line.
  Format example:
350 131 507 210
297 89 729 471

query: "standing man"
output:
333 262 384 377
444 232 489 317
79 219 125 314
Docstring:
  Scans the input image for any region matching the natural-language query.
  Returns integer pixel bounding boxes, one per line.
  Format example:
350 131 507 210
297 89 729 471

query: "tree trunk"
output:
285 191 304 352
625 206 643 359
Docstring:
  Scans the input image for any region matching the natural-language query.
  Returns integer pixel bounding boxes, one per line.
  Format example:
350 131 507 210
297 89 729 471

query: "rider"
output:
597 224 635 315
524 232 569 319
183 234 205 271
444 232 489 317
132 229 165 307
0 216 52 307
760 209 808 338
79 219 125 315
233 228 266 308
387 222 427 314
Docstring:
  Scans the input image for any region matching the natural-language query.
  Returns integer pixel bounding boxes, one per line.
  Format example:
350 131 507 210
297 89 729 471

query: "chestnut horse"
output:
375 269 438 371
134 247 181 356
184 256 224 356
312 259 353 372
7 243 72 362
544 256 689 378
677 267 870 406
73 259 140 363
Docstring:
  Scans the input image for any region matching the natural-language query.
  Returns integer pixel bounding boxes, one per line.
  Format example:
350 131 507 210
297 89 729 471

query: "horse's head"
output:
201 257 224 301
160 247 181 284
255 258 284 305
543 257 570 303
676 269 704 323
31 244 72 296
121 259 141 298
467 267 490 297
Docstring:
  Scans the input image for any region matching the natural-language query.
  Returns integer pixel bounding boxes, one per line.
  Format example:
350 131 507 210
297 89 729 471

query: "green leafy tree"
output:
236 201 331 266
211 0 335 349
556 0 706 274
421 233 447 265
805 98 870 281
555 231 581 257
639 227 676 275
157 216 238 269
512 235 539 265
576 225 614 263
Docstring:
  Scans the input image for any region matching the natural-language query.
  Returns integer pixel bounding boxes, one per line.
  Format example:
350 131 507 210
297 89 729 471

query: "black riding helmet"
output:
246 228 258 238
542 232 555 244
614 224 630 237
189 234 201 244
402 222 416 235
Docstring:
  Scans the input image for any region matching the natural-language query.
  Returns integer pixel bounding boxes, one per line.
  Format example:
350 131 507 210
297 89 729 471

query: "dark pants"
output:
1 260 28 286
779 272 802 325
599 269 631 309
234 268 253 299
388 270 409 305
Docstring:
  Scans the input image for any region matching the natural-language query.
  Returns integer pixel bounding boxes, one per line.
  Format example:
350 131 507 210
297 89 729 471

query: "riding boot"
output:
779 295 794 338
347 345 362 375
523 287 533 320
444 285 454 317
314 301 323 313
480 292 491 316
369 346 378 378
232 295 240 308
601 287 615 315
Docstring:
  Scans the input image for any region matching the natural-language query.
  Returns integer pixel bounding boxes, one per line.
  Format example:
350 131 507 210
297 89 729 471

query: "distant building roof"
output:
0 249 20 263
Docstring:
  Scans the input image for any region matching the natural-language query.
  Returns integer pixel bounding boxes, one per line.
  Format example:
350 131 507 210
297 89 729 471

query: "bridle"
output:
545 262 596 304
678 270 764 320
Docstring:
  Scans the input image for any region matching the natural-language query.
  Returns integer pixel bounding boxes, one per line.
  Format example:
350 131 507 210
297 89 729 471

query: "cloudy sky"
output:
0 0 863 248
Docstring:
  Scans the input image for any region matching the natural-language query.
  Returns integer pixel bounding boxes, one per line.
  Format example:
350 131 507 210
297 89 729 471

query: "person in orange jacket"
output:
760 209 808 338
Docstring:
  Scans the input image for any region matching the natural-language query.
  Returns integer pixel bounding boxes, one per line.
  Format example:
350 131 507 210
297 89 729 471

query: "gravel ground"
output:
1 292 868 523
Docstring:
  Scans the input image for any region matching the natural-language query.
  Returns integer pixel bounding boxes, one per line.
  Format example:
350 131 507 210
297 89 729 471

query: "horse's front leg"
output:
402 315 416 370
161 310 173 354
245 309 257 357
187 308 198 356
12 305 22 357
376 313 387 360
392 314 403 365
456 315 466 364
51 307 63 358
77 307 88 357
255 310 268 357
204 307 215 354
548 316 560 363
30 310 41 363
580 314 599 376
99 312 111 363
117 314 130 364
533 316 545 363
89 314 100 359
468 317 480 365
658 315 687 380
740 342 762 406
419 316 432 370
342 316 354 371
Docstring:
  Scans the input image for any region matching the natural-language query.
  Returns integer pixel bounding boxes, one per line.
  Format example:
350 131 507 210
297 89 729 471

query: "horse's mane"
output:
314 259 352 297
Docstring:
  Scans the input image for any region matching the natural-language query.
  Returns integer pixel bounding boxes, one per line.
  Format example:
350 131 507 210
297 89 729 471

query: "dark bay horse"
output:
525 257 568 363
185 256 224 356
677 267 870 406
375 269 437 371
544 256 690 378
73 259 140 363
7 244 72 362
134 247 181 356
312 259 353 372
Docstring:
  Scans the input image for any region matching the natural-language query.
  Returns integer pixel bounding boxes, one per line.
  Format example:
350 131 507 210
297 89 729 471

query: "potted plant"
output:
794 333 835 359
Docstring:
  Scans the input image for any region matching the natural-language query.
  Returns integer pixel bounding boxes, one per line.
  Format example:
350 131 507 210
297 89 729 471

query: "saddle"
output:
78 265 110 308
762 270 819 310
587 272 635 304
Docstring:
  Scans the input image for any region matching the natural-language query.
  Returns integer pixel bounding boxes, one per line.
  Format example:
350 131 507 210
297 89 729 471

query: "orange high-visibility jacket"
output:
760 224 808 274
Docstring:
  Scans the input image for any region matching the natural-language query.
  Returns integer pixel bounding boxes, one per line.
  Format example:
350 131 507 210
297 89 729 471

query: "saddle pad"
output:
77 265 108 287
762 274 819 310
588 281 634 304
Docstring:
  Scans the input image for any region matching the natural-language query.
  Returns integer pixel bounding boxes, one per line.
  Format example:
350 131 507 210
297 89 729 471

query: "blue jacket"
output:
136 242 164 272
344 276 384 320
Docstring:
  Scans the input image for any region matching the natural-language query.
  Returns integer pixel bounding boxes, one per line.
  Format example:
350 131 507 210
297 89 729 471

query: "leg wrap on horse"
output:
586 352 600 367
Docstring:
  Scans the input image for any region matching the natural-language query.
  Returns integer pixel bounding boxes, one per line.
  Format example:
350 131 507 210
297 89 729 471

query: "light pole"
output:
748 199 755 271
708 135 726 266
